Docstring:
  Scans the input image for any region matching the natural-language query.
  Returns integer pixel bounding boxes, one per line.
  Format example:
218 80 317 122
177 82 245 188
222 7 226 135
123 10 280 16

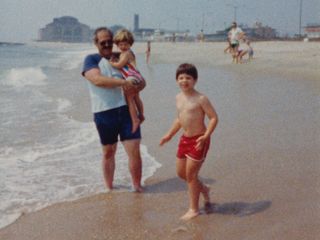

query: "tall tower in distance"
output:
134 14 139 32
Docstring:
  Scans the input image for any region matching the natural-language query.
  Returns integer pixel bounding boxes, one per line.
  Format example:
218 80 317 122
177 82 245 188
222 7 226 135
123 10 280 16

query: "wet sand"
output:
1 41 319 240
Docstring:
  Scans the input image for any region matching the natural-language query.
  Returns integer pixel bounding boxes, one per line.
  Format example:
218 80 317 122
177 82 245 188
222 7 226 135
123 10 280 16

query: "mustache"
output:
102 46 112 50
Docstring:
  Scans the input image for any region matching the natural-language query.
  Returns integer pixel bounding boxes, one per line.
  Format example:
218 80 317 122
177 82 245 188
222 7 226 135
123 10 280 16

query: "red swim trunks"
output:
176 134 210 161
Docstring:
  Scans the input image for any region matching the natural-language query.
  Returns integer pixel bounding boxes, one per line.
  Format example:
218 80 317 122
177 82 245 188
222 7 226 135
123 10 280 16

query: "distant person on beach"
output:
109 29 146 133
237 38 254 63
146 40 151 64
160 63 218 220
82 27 143 192
228 22 244 63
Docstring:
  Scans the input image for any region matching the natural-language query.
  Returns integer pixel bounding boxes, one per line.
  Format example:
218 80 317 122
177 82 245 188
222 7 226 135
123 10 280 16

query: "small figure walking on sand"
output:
160 63 218 221
146 40 151 64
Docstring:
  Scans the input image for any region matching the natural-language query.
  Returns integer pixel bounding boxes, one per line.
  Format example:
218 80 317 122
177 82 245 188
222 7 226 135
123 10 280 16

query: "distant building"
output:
134 14 139 32
202 29 228 42
244 22 277 40
304 24 320 39
38 16 93 42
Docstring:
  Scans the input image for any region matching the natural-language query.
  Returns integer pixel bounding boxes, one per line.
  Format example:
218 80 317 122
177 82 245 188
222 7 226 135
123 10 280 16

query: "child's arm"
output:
109 51 130 69
196 96 218 150
159 117 181 146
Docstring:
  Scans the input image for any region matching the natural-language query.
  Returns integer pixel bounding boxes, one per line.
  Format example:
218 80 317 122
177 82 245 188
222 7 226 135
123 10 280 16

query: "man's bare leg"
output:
122 139 143 192
101 143 117 191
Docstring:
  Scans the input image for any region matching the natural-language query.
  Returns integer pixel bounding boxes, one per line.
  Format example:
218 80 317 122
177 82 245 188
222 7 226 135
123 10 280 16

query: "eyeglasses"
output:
99 40 113 47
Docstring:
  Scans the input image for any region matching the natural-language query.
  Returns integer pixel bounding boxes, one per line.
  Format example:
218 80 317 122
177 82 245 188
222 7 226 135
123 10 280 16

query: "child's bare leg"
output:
126 93 140 133
134 94 144 123
180 158 203 221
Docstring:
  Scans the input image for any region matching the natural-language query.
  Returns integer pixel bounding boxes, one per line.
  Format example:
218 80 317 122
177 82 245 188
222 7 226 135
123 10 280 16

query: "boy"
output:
160 63 218 220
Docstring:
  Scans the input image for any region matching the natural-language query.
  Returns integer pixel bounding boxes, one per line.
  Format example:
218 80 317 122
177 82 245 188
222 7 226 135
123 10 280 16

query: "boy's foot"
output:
180 209 200 221
131 119 141 133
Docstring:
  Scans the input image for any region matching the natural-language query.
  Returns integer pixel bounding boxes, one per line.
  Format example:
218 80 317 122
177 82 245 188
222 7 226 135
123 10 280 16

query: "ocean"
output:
0 42 161 229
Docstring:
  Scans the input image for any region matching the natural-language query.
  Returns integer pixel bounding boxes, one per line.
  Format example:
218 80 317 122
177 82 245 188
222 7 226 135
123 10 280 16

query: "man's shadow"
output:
146 177 271 217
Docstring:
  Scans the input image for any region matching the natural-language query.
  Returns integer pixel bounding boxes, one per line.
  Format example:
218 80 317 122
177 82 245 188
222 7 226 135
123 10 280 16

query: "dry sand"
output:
1 41 319 240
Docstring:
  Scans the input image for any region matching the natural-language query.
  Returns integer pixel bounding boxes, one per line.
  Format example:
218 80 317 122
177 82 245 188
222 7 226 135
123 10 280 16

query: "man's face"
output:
95 30 113 58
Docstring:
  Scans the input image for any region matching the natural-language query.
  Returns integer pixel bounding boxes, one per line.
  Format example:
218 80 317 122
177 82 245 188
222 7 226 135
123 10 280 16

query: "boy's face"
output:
176 73 196 92
117 41 131 52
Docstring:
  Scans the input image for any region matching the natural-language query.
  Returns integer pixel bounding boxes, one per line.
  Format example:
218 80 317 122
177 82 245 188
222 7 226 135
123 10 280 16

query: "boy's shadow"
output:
146 177 215 194
209 200 272 217
146 178 271 217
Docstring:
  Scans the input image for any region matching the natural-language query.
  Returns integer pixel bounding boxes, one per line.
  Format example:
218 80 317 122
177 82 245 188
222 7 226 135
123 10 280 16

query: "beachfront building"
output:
304 24 320 39
132 14 191 42
38 16 93 42
241 22 277 40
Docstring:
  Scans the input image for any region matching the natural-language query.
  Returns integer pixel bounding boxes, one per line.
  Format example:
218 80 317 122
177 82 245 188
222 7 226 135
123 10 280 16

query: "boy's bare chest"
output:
177 100 201 115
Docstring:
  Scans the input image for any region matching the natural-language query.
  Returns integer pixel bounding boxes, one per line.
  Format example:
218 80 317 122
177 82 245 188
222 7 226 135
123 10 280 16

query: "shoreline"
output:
1 41 319 240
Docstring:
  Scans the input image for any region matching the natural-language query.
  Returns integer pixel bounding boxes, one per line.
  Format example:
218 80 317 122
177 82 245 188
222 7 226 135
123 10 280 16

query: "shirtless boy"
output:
160 63 218 220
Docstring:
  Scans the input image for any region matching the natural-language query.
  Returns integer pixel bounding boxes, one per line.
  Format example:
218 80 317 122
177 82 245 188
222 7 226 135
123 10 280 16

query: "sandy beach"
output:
1 41 319 240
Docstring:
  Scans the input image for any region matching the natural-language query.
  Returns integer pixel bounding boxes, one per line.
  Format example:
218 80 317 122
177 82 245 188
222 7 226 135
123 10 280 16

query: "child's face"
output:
176 73 196 92
117 41 131 52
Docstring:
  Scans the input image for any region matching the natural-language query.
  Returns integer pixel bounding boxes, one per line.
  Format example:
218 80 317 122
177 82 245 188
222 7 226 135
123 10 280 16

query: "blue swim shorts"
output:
94 105 141 145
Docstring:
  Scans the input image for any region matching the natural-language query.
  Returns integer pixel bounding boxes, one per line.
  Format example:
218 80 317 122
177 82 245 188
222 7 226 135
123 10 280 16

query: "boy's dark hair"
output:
93 27 113 43
176 63 198 80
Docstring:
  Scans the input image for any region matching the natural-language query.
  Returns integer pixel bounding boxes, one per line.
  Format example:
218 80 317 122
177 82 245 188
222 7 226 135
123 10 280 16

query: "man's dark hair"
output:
176 63 198 80
93 27 113 43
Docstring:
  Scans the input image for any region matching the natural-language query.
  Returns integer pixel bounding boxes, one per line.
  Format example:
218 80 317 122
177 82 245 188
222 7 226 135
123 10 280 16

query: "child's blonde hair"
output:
113 29 134 45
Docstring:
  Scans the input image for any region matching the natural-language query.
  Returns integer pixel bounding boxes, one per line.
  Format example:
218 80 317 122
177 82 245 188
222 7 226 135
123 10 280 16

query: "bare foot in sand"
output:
180 209 200 221
131 186 143 193
131 118 140 133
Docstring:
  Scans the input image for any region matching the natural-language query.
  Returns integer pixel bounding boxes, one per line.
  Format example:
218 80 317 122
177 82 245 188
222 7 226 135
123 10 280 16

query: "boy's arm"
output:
109 52 130 69
201 96 218 139
159 117 181 146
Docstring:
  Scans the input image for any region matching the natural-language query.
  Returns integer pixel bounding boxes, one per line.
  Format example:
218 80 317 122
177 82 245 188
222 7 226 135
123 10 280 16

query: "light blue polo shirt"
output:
82 54 126 113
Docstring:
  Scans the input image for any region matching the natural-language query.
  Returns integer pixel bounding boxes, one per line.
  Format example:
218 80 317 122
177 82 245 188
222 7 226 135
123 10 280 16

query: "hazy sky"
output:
1 0 319 42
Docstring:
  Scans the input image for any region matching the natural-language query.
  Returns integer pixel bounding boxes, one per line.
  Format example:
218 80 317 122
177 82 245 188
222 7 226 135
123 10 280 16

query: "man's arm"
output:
84 68 127 88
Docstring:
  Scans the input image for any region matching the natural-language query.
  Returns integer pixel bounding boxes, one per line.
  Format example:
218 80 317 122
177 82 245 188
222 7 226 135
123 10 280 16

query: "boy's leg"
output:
180 158 204 220
176 157 187 181
125 93 140 133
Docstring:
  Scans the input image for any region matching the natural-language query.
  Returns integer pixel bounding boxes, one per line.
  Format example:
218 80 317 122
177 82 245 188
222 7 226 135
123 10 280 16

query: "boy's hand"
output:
195 135 208 150
159 135 171 146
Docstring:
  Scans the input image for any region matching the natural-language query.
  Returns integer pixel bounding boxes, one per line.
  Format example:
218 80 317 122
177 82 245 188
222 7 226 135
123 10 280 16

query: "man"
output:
228 22 244 63
82 27 143 192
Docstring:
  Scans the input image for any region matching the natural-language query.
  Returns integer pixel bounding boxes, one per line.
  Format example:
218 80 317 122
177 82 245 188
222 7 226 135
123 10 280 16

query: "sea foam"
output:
4 67 47 88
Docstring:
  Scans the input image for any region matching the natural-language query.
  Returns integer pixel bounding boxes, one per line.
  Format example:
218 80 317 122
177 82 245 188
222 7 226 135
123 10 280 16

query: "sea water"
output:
0 42 161 229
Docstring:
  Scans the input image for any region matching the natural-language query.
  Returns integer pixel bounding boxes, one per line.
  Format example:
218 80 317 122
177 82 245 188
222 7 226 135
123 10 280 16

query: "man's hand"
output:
122 79 135 91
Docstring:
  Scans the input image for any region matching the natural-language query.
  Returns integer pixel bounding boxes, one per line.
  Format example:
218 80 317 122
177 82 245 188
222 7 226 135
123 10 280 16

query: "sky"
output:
1 0 319 42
